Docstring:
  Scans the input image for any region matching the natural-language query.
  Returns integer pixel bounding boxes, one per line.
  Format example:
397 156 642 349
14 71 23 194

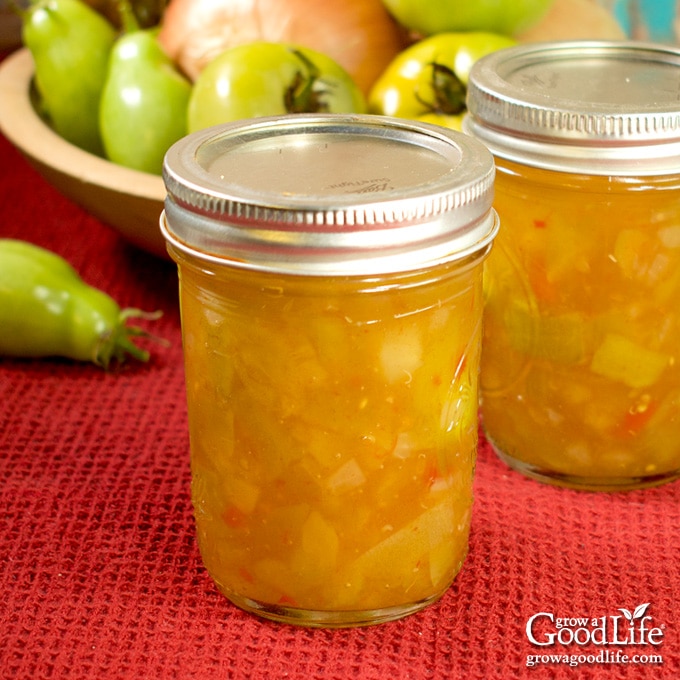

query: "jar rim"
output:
161 114 499 274
465 40 680 175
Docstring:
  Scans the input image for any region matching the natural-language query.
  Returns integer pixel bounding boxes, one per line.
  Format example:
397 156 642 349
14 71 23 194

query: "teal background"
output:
609 0 677 42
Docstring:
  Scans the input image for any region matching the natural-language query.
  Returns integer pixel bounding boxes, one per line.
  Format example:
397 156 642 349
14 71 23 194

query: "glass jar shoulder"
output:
494 158 680 194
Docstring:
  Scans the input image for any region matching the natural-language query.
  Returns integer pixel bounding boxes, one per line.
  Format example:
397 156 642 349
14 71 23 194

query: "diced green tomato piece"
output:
301 511 339 566
428 541 451 589
308 315 352 366
342 501 457 588
298 424 343 468
590 333 669 388
259 503 311 549
544 222 594 285
288 511 340 585
613 228 649 280
253 558 296 598
504 302 591 364
223 476 260 515
429 528 464 588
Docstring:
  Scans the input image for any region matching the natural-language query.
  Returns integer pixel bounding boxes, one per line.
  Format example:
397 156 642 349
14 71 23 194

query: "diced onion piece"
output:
392 432 413 460
380 326 423 384
613 228 672 285
658 225 680 249
326 458 366 493
224 476 260 515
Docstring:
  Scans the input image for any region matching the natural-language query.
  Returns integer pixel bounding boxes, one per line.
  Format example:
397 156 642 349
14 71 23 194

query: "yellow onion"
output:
516 0 626 42
158 0 409 95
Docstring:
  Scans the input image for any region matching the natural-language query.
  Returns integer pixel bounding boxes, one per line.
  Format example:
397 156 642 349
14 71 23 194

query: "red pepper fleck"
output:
528 260 558 304
614 402 658 439
533 219 547 229
423 458 440 487
238 567 255 584
222 504 247 528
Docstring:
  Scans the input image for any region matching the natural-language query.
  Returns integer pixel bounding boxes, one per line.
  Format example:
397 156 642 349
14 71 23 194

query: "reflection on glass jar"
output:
161 114 498 625
466 41 680 490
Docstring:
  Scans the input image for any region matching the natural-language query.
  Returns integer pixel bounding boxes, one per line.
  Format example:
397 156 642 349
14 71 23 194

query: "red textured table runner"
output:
1 108 679 679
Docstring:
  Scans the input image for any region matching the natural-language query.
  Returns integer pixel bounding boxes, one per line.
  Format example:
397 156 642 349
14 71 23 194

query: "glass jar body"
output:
481 159 680 490
170 245 488 626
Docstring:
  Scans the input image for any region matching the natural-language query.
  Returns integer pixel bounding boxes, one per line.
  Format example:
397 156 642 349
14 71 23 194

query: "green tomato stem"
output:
94 308 166 369
416 61 467 116
6 0 27 21
115 0 141 33
284 48 330 114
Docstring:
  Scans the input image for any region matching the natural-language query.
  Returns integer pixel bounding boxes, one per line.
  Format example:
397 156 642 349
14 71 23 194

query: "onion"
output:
158 0 409 95
516 0 626 42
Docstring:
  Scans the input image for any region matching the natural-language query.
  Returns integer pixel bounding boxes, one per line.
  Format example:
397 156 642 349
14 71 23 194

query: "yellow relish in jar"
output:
161 114 498 626
465 41 680 490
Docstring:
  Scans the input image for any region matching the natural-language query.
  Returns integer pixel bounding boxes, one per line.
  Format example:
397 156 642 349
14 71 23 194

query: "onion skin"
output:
516 0 626 42
158 0 409 95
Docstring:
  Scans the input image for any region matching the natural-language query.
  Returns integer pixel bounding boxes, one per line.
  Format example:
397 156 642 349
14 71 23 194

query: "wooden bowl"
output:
0 48 168 258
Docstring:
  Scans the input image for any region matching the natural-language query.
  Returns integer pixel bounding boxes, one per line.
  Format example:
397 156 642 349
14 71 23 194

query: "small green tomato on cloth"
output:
0 239 164 369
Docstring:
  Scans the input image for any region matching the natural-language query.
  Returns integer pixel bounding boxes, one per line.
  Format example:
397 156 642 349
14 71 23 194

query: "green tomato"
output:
187 42 366 133
99 28 192 175
417 113 464 132
0 239 162 368
21 0 117 156
368 32 515 130
381 0 554 36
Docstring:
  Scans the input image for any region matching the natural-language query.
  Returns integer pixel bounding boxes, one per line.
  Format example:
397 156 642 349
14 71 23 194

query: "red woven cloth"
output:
1 109 680 679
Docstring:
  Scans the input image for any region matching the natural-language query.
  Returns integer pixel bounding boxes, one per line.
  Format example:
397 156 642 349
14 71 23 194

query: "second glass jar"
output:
465 41 680 491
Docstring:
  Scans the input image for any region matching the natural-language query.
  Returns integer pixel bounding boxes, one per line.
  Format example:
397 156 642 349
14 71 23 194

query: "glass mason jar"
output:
465 41 680 491
161 114 498 627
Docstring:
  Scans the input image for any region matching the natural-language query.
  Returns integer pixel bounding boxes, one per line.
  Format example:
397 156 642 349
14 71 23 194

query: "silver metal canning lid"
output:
464 41 680 175
161 113 498 275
